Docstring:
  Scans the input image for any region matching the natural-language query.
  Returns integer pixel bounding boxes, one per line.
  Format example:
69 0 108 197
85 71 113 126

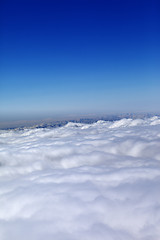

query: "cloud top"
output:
0 117 160 240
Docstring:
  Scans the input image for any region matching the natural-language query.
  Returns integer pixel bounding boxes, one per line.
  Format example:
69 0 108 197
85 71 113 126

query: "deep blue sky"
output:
0 0 160 120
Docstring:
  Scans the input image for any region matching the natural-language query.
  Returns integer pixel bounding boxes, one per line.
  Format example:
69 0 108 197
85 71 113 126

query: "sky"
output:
0 0 160 120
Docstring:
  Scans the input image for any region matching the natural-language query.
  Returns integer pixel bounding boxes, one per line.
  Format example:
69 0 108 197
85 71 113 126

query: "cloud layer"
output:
0 117 160 240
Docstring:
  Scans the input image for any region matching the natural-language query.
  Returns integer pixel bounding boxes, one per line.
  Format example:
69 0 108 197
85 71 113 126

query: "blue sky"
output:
0 0 160 120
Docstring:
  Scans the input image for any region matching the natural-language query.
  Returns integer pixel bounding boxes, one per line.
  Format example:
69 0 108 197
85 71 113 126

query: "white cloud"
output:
0 117 160 240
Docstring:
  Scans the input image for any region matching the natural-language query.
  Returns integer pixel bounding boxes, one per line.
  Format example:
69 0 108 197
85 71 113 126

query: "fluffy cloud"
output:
0 117 160 240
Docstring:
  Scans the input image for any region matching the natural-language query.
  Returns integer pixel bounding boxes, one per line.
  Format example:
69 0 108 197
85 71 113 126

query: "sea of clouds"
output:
0 116 160 240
